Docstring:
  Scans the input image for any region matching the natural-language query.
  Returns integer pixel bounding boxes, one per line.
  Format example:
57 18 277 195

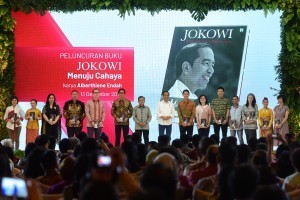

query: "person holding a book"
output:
258 97 273 138
272 95 289 144
229 95 244 144
41 93 62 143
85 88 105 141
111 88 133 147
63 90 85 138
178 89 196 137
3 96 24 150
196 94 211 137
211 87 230 139
241 93 258 144
25 99 42 144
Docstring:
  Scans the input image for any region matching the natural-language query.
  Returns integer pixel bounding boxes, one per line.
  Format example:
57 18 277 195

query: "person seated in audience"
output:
36 150 62 186
121 141 141 173
35 134 49 149
80 180 119 200
17 142 37 169
48 157 75 194
228 164 259 200
69 136 80 149
180 134 193 154
58 138 72 163
282 148 300 197
171 139 192 167
189 145 218 185
76 131 87 142
23 146 46 179
141 162 178 200
254 185 289 200
186 134 201 161
157 135 171 150
0 150 12 177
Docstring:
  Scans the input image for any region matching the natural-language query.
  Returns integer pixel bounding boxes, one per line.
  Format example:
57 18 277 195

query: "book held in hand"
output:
201 119 206 127
275 119 281 126
262 119 269 128
30 112 35 120
49 114 56 121
216 116 222 124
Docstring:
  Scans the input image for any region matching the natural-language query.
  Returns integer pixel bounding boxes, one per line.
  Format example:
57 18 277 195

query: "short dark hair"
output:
11 96 19 103
232 95 239 100
72 90 78 94
277 94 286 103
217 87 224 91
138 96 145 101
182 89 190 94
175 43 212 78
198 94 208 105
30 99 37 104
162 91 169 96
118 88 126 94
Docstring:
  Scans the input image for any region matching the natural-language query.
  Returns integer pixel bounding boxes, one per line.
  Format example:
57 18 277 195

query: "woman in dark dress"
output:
42 94 61 143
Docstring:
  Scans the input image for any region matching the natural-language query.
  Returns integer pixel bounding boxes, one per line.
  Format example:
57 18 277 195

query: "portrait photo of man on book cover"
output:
162 26 248 106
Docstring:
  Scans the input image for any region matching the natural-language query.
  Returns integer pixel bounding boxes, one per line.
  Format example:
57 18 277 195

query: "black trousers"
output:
67 127 82 138
213 123 228 139
197 127 210 138
179 125 194 137
115 125 129 147
87 127 102 140
135 129 149 145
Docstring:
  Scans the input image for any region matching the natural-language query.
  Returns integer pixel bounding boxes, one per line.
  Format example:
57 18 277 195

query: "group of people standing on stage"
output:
3 86 289 150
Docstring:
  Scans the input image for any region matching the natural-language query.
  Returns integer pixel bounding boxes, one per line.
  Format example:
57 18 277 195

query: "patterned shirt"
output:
178 100 196 125
241 104 258 130
111 98 133 126
85 99 105 127
133 105 152 130
211 97 230 123
63 100 85 127
229 105 243 130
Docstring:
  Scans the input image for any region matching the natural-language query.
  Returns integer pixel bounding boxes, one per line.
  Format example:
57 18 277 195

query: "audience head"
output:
77 131 88 142
24 142 38 158
251 150 268 167
228 164 259 199
254 185 288 200
206 145 218 165
60 157 75 181
131 132 142 144
291 147 300 172
59 138 72 153
141 163 177 200
24 147 46 178
80 138 99 155
157 135 170 147
1 139 13 149
35 134 49 148
80 180 118 200
198 137 215 157
235 144 251 164
41 150 59 172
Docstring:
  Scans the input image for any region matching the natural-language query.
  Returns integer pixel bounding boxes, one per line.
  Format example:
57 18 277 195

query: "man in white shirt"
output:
157 91 176 137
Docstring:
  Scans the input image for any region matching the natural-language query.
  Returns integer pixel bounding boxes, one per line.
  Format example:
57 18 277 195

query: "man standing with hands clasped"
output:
157 91 176 138
178 89 196 137
211 87 230 140
63 90 85 138
85 88 105 140
111 88 133 147
133 96 152 145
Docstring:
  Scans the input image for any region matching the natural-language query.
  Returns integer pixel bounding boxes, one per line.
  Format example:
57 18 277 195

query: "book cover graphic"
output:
162 26 248 105
29 112 35 120
231 120 237 128
262 118 269 127
201 119 207 127
275 119 281 125
49 114 56 121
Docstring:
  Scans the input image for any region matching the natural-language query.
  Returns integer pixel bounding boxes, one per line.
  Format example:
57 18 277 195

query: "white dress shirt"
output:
157 100 175 125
